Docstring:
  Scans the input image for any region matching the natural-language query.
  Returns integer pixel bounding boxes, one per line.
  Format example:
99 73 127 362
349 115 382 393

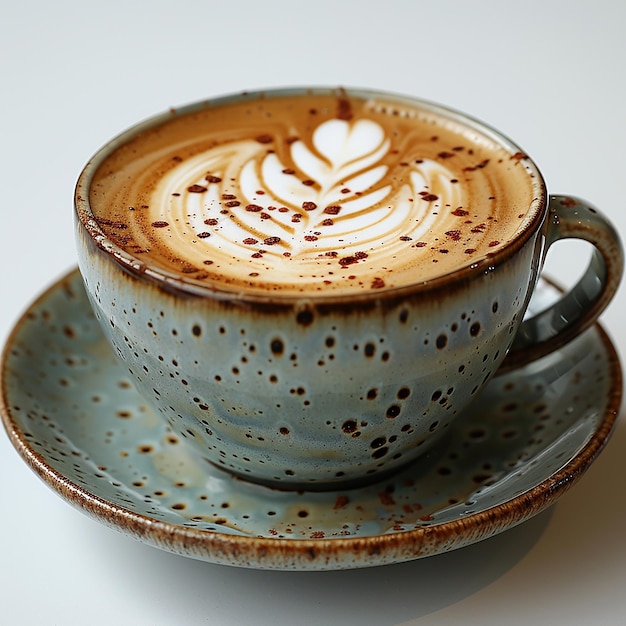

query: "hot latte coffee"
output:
89 89 540 295
75 88 621 489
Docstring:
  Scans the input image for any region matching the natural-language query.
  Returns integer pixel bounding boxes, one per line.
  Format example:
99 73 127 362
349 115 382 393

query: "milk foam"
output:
89 92 538 295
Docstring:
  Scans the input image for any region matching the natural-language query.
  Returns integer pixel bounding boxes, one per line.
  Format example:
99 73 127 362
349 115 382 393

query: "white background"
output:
2 1 625 624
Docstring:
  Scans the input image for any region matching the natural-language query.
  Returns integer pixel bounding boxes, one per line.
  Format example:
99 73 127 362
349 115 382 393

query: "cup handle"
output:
500 194 623 371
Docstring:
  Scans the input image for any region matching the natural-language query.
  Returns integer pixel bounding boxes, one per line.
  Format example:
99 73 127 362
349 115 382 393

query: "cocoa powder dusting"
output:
452 208 469 217
336 96 353 121
187 184 207 193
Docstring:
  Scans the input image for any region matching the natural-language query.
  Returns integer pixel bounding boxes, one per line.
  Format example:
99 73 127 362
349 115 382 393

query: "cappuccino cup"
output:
74 87 623 489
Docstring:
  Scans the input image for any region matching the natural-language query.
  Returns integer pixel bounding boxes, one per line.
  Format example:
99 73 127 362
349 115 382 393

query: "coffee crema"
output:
89 90 540 295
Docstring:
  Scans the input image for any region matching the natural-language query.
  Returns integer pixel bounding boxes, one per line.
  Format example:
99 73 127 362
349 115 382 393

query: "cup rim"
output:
74 86 548 306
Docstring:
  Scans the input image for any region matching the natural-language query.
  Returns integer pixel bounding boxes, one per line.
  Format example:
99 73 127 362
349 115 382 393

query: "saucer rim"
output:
1 268 622 570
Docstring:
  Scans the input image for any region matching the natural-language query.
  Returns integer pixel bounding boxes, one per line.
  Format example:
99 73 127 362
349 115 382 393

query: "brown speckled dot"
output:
397 387 411 400
270 338 285 356
341 419 358 434
296 309 314 326
386 405 401 418
372 447 389 459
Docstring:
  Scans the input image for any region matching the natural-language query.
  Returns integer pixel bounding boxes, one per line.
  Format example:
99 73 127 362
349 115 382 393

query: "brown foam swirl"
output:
89 92 538 295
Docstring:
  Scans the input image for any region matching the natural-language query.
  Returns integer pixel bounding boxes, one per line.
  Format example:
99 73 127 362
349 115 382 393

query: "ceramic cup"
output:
74 88 623 489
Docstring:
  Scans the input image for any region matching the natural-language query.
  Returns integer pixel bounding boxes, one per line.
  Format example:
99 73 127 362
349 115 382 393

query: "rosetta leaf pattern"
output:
150 117 461 285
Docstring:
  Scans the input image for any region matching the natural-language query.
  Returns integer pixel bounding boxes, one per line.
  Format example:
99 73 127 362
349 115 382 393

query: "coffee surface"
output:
89 90 540 295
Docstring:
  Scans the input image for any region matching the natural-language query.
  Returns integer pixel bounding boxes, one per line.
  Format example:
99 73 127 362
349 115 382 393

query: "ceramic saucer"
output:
1 270 621 571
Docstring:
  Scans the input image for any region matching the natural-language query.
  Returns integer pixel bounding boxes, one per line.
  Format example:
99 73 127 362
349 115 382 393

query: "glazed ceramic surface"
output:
74 90 622 489
77 221 539 488
1 270 621 570
76 193 622 488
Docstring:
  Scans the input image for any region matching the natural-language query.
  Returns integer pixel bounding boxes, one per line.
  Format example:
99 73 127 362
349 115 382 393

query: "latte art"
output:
89 91 539 294
153 118 462 286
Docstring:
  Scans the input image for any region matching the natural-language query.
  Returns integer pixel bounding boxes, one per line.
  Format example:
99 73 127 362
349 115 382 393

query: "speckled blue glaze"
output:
0 271 621 569
73 91 622 488
75 218 542 488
